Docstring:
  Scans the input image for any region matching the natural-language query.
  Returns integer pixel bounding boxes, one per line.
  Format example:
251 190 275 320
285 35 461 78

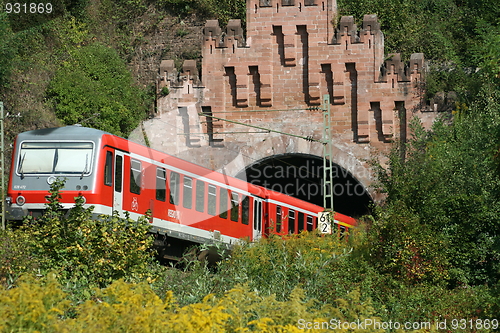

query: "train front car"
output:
6 125 106 220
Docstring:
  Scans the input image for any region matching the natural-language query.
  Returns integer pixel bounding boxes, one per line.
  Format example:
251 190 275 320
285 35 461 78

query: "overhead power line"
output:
198 113 326 145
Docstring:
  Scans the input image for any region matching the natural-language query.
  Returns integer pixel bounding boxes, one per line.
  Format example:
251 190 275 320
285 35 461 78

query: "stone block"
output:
160 60 176 82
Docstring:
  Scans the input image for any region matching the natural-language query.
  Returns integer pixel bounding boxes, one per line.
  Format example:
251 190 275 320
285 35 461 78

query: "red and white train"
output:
6 125 356 259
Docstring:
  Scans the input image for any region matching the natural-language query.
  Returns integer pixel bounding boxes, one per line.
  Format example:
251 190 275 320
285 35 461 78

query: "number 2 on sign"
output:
318 211 332 234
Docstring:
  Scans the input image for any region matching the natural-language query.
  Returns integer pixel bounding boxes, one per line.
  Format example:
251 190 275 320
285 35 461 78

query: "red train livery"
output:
7 126 356 259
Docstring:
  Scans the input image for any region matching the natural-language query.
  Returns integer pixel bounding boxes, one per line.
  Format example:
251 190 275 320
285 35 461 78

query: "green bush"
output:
0 229 39 288
47 42 150 137
21 178 159 288
0 13 15 89
365 204 450 285
0 274 70 332
372 87 500 286
156 0 246 26
216 232 354 300
160 86 170 96
0 275 390 333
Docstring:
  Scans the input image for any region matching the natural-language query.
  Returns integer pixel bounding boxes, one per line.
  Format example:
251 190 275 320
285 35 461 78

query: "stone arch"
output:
235 152 372 217
219 135 374 217
219 134 373 188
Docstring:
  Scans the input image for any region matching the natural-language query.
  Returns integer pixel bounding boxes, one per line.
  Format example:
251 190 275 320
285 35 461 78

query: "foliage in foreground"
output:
0 273 423 333
1 230 498 332
153 231 497 328
0 168 499 331
1 179 158 291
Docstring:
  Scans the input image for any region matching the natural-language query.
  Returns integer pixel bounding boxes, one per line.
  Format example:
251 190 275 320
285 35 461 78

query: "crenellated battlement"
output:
160 0 431 148
253 0 321 7
203 19 246 50
203 13 386 53
332 15 381 45
202 12 423 88
159 59 199 85
249 0 333 13
379 53 425 83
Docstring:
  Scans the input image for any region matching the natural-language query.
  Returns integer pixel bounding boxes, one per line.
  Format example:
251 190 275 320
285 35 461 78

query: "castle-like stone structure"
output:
132 0 437 202
202 0 426 145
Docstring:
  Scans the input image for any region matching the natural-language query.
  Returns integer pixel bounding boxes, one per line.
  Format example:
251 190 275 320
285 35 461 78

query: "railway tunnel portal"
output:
129 0 439 212
235 153 372 217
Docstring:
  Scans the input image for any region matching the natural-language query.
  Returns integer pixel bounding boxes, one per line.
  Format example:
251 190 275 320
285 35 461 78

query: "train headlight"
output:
5 196 12 206
16 195 26 206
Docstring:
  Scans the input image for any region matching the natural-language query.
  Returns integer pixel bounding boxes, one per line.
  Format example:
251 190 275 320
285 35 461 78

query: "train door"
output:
253 197 263 241
113 151 124 215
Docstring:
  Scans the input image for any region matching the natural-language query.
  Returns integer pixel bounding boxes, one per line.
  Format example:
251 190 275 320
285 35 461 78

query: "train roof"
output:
17 125 109 141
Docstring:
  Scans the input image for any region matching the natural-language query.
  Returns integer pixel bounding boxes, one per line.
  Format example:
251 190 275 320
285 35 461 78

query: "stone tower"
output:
201 0 425 147
134 0 436 204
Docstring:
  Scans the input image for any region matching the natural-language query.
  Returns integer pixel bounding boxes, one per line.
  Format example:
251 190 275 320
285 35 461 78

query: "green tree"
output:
47 43 150 137
374 95 500 285
472 21 500 84
0 13 16 89
156 0 246 27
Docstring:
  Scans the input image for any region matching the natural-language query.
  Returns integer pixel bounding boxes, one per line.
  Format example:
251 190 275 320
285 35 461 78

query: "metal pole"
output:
1 101 5 230
322 94 334 212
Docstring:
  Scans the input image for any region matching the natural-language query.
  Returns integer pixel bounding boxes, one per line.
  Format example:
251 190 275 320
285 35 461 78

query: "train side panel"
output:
7 126 357 258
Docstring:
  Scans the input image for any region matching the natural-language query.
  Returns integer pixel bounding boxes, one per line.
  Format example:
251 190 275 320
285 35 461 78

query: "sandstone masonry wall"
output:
138 0 436 198
201 0 425 147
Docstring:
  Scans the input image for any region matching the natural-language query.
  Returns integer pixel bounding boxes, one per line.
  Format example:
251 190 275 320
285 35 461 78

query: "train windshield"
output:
17 141 94 176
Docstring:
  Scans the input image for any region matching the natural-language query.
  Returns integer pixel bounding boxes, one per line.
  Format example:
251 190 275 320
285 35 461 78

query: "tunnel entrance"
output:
235 153 372 217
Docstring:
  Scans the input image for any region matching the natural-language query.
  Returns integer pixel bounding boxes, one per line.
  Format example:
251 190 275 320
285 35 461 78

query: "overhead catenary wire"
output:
198 113 327 145
179 131 270 135
201 106 321 113
147 116 331 188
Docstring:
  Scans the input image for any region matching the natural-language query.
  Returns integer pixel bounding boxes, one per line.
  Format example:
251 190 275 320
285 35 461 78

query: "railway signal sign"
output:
318 211 333 234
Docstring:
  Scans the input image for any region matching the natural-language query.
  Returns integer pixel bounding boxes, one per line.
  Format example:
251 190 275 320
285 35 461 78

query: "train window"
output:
298 212 304 232
208 185 217 216
288 209 296 234
130 159 141 194
18 141 93 175
241 196 249 225
169 172 180 205
306 215 314 231
104 151 113 186
183 176 193 209
115 155 123 193
219 188 228 219
339 225 347 239
253 199 262 232
156 167 166 201
276 206 282 233
230 192 239 222
196 180 205 212
253 200 258 230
